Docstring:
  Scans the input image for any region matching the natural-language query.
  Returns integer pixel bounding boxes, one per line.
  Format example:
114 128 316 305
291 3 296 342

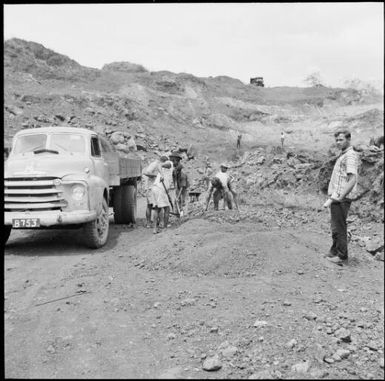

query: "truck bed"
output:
119 155 142 180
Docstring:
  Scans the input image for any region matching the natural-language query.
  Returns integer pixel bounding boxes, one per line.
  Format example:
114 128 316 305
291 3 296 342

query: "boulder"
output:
334 328 351 342
202 356 222 371
256 156 265 165
365 239 384 254
126 137 137 152
291 360 310 374
221 345 238 358
375 252 384 261
136 144 147 152
110 131 125 144
115 143 130 153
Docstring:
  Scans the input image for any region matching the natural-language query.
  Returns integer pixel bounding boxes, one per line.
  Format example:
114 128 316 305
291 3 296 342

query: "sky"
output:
3 3 384 88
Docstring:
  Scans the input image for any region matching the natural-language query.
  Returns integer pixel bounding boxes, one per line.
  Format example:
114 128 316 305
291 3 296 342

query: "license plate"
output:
12 218 40 228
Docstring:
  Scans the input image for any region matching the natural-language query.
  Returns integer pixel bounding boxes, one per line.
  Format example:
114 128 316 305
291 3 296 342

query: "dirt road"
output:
4 198 384 379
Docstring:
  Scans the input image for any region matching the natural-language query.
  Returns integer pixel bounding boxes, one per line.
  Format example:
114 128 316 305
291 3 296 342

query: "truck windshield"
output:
13 134 47 155
13 133 86 155
50 133 86 153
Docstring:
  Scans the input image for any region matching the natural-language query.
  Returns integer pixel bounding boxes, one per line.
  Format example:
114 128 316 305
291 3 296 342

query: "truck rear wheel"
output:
113 184 137 224
4 226 12 245
122 184 137 224
113 186 124 224
83 198 109 249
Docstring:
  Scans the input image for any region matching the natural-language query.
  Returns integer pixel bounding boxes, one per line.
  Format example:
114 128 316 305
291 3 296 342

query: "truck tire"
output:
121 184 137 224
83 197 109 249
112 186 124 224
4 226 12 245
113 184 137 224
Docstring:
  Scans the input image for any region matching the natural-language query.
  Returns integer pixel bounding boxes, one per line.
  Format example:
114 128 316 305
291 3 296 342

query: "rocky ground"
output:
4 198 384 379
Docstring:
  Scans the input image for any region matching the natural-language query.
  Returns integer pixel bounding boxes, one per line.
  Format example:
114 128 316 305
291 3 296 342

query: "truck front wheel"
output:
83 198 109 249
4 226 12 245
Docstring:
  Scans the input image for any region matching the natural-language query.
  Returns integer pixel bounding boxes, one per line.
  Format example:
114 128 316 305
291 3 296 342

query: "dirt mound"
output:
129 219 323 278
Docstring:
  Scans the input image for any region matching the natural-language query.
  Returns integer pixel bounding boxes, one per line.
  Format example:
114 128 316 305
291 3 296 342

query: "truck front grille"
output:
4 177 66 212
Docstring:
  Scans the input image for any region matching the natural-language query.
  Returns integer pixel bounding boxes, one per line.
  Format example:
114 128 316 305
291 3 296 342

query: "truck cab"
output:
4 126 141 248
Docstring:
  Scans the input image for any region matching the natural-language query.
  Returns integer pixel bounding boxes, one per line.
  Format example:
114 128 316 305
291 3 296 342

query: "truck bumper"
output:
4 210 97 227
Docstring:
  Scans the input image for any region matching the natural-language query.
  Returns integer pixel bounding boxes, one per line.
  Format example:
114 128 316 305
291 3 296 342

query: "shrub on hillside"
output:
102 62 148 73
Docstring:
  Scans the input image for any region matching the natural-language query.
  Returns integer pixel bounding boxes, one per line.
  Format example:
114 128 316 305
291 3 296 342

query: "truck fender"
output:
88 175 109 214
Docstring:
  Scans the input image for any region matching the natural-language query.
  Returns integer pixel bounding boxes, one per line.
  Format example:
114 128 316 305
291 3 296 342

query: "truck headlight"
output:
72 185 86 200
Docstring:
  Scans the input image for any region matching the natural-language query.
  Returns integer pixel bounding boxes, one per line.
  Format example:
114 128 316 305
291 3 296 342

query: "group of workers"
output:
142 152 239 234
142 152 189 234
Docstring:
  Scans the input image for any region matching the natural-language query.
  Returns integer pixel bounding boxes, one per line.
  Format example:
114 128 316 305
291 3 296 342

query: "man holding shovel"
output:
205 163 239 211
150 156 173 234
169 152 189 217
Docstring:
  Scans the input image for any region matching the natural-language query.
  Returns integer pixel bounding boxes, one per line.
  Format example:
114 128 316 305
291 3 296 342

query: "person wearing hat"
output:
205 163 239 211
205 177 229 211
169 152 189 212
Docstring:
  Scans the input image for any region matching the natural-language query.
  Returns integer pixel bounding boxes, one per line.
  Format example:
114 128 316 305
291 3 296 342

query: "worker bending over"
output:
205 163 239 211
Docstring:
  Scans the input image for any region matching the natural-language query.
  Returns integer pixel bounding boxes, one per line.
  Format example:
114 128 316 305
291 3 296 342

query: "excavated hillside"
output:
4 38 384 221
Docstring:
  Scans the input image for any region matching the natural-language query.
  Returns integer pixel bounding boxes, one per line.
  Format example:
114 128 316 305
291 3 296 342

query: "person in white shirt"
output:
142 156 172 232
205 163 239 211
142 158 162 228
150 156 173 234
323 130 359 265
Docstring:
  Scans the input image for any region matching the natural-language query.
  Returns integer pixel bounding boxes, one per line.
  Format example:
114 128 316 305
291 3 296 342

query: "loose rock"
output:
365 239 384 254
303 311 317 320
253 320 268 328
248 370 274 379
366 341 378 351
335 348 350 359
334 328 351 342
285 339 297 349
221 345 238 358
180 298 196 307
310 368 328 378
202 356 222 371
46 344 56 354
291 360 310 373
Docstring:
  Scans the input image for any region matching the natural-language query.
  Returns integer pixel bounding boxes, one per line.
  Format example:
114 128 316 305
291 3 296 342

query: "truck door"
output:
100 137 120 186
91 135 109 186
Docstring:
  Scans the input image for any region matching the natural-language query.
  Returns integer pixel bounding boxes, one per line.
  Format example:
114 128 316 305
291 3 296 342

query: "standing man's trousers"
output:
330 200 351 259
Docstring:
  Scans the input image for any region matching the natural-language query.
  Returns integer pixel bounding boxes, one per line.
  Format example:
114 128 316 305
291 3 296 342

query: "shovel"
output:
160 178 180 217
175 189 184 218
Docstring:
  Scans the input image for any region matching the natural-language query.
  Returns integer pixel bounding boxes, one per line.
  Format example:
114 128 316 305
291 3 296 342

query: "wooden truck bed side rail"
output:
119 157 142 181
